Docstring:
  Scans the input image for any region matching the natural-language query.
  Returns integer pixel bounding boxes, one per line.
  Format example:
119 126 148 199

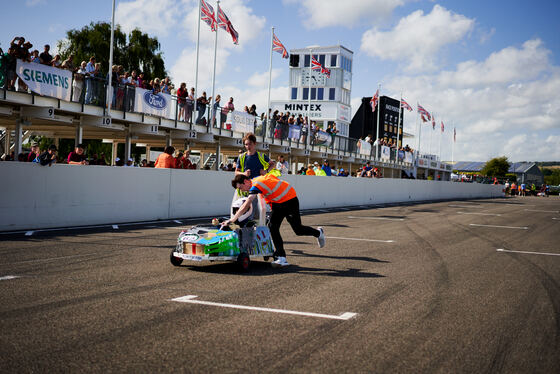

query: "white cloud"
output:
284 0 405 29
116 0 183 37
382 39 560 162
26 0 45 7
360 5 474 72
247 69 282 87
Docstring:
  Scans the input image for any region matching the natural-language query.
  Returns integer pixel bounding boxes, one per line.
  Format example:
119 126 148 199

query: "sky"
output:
2 0 559 162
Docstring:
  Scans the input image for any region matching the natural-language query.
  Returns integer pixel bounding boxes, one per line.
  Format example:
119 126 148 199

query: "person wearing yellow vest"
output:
235 133 270 179
224 174 325 268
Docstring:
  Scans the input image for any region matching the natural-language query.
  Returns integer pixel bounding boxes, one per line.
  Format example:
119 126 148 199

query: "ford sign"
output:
143 91 167 110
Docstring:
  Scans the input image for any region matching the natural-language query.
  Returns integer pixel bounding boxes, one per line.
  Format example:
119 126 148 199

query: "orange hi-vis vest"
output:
251 174 296 204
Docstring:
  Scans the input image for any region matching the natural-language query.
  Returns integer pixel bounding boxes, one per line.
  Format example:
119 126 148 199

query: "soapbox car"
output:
170 194 274 271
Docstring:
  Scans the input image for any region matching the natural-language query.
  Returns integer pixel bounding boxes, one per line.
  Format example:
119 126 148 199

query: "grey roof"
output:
452 161 537 173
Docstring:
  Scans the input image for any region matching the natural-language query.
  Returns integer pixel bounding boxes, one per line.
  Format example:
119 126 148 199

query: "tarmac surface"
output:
1 196 559 373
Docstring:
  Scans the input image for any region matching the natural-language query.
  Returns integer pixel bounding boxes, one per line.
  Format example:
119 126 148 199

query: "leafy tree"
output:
480 156 510 177
57 22 166 80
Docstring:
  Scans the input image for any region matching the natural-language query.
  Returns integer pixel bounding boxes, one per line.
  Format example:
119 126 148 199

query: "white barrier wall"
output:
0 163 503 231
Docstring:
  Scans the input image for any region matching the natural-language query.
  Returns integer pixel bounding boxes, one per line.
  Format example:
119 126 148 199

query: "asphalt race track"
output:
1 196 559 373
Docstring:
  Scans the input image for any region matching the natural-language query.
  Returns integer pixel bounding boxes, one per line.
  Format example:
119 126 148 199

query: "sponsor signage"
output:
17 60 72 101
226 110 255 133
381 145 390 161
134 88 174 118
270 101 350 123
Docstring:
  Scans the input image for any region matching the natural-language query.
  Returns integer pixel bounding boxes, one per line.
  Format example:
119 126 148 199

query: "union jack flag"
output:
217 5 238 44
417 104 431 121
441 121 445 133
401 98 413 112
421 113 428 123
272 33 289 59
311 56 330 78
200 0 217 31
370 89 379 112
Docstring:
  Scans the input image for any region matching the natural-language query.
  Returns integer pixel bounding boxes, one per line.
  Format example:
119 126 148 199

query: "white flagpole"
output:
438 117 443 162
194 0 202 124
429 112 434 156
397 92 402 150
375 83 381 161
106 0 116 113
307 48 312 148
415 102 421 178
452 124 455 166
266 27 274 140
210 1 219 128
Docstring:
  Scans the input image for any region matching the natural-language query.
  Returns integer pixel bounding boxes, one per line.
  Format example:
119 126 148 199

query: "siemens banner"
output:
17 60 72 101
134 88 174 118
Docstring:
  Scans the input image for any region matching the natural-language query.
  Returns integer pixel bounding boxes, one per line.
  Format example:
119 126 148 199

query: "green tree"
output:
480 156 510 177
57 22 166 80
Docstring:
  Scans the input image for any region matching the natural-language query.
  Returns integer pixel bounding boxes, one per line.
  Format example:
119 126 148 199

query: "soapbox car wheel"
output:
263 256 271 262
237 252 250 271
170 249 183 266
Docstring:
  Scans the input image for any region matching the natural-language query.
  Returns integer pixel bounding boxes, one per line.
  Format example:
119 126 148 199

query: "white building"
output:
270 45 353 141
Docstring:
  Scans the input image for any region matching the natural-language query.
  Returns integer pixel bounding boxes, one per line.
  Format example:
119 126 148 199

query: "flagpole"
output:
106 0 116 114
266 27 274 141
307 48 312 148
429 112 434 156
194 0 201 124
452 124 455 166
375 83 381 162
415 102 421 178
397 91 402 150
438 117 443 162
210 1 219 129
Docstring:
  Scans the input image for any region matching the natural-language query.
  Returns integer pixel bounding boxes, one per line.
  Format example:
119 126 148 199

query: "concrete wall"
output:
0 163 503 231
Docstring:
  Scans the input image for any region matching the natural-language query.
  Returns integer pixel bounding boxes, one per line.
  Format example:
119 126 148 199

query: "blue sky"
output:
2 0 559 162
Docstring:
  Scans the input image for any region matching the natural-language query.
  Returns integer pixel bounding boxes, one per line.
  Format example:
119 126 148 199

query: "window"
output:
384 124 388 131
349 58 352 72
304 54 310 67
330 54 337 67
319 54 325 66
303 87 309 100
329 88 335 100
291 87 297 100
317 87 324 100
311 88 316 100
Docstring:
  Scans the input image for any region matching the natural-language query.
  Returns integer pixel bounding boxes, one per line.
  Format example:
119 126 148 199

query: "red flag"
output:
370 89 379 112
441 121 445 133
272 33 289 59
200 0 217 31
217 5 239 44
421 113 428 123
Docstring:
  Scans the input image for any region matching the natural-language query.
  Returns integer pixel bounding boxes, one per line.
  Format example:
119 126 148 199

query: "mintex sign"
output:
270 101 350 123
17 60 72 101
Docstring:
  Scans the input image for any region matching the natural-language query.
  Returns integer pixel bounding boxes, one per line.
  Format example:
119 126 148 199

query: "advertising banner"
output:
405 152 413 163
358 140 371 156
134 87 174 118
381 146 390 161
289 125 301 140
17 60 72 101
314 130 332 146
226 110 255 133
398 150 405 161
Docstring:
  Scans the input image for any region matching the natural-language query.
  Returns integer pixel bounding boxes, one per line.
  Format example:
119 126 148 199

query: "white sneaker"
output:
271 257 290 268
317 227 325 248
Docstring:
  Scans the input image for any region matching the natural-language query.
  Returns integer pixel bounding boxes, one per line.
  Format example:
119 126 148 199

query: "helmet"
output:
231 197 253 223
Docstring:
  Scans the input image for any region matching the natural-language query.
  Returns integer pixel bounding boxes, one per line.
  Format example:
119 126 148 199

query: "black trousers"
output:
269 197 319 258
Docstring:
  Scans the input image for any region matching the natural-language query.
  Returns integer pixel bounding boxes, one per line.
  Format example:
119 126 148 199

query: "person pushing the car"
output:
223 173 325 268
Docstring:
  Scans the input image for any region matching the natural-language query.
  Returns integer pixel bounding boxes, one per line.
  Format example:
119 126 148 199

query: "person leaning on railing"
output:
154 146 176 169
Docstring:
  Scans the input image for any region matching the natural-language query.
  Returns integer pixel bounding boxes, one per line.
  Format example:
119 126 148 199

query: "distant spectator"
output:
25 142 40 162
124 158 135 167
212 94 221 127
73 61 87 102
68 144 88 165
84 56 96 104
306 164 315 175
276 155 289 175
39 44 52 65
154 146 176 168
37 144 58 166
322 160 332 176
140 159 148 167
176 150 194 169
30 49 40 63
177 82 188 121
196 91 211 124
360 161 373 178
61 54 75 71
337 168 348 177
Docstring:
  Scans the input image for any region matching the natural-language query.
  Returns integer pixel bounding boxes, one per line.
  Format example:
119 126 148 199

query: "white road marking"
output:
171 295 357 320
470 223 528 230
112 225 119 230
524 209 560 213
25 231 34 236
553 218 559 220
174 220 182 224
457 211 502 216
326 236 394 243
497 249 560 257
347 216 404 221
0 275 21 281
